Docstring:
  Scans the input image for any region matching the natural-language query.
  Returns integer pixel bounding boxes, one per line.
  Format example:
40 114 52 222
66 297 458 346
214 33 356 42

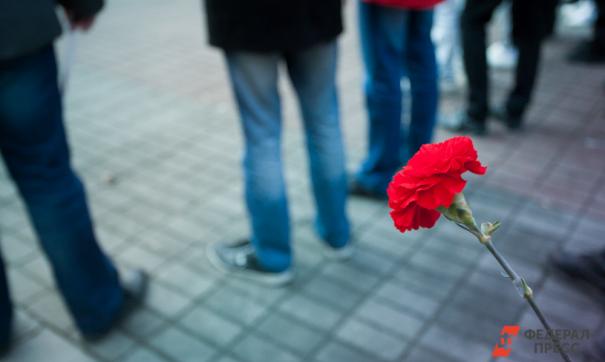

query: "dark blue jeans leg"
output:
225 51 292 273
356 2 407 195
407 10 438 156
0 46 122 335
285 42 351 249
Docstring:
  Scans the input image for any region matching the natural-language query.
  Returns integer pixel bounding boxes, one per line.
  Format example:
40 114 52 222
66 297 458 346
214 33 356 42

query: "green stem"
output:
484 240 572 362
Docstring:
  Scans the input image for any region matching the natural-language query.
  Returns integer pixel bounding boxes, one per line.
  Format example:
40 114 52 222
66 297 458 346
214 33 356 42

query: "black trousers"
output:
595 0 605 49
461 0 544 123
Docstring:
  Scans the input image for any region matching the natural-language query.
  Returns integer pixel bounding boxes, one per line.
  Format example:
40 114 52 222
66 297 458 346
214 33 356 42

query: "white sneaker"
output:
322 242 355 261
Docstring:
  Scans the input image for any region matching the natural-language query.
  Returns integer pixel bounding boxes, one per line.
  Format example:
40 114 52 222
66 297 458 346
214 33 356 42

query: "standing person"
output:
350 0 443 199
0 0 147 353
446 0 545 135
204 0 352 285
568 0 605 63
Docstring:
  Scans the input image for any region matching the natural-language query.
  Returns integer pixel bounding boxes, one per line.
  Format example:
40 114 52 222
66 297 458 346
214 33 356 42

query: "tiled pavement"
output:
1 1 604 361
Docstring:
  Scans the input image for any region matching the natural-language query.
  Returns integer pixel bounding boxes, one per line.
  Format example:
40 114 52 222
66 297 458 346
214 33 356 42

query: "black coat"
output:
204 0 343 52
0 0 103 61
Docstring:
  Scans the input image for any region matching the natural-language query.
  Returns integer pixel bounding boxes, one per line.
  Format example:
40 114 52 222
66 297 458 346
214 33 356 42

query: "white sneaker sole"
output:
322 243 355 261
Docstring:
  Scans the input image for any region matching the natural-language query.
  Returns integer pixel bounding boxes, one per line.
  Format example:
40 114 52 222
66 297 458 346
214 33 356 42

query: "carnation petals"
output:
390 204 440 233
387 136 486 233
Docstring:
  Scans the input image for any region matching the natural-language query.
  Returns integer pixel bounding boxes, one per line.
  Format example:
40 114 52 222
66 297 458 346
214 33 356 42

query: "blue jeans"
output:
0 46 123 338
225 41 350 272
355 2 439 195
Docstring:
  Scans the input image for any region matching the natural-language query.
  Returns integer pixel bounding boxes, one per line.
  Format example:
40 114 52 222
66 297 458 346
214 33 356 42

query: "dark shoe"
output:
83 268 149 342
207 240 293 286
443 111 487 136
349 179 387 200
550 251 605 297
567 41 605 64
492 106 523 131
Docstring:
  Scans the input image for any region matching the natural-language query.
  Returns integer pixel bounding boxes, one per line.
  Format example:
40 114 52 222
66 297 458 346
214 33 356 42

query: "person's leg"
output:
460 0 502 123
406 10 438 156
0 47 122 336
506 0 543 121
0 253 11 348
355 1 407 195
285 41 350 250
567 0 605 62
224 52 291 273
594 0 605 50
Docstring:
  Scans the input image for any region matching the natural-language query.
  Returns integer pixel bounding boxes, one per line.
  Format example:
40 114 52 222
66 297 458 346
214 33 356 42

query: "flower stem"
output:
484 240 572 362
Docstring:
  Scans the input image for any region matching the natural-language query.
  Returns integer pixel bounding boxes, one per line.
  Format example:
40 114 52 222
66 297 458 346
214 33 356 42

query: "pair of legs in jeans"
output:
354 2 438 196
0 46 123 342
224 41 350 273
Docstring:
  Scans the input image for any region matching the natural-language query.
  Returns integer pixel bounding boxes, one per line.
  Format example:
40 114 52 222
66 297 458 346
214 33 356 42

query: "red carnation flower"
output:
387 136 487 233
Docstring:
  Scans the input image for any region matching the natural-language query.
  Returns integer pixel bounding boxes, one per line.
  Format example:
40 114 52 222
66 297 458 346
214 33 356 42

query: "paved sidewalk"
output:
1 1 604 361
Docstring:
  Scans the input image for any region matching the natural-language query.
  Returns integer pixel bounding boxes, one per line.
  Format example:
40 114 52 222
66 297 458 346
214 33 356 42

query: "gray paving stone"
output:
0 234 36 265
336 318 408 361
122 347 168 362
355 298 425 339
179 305 243 347
13 309 42 340
436 304 509 345
393 263 459 299
28 293 74 332
404 345 462 362
300 276 364 311
139 235 191 260
256 312 324 355
145 281 193 318
156 263 215 298
533 287 602 331
346 245 400 276
357 226 419 260
118 245 166 271
121 307 167 338
419 325 491 362
205 287 268 326
20 256 54 288
420 238 484 265
449 285 523 325
7 329 95 362
149 327 215 362
7 269 46 303
408 247 471 277
214 357 242 362
223 278 287 305
85 330 137 360
232 334 302 362
374 279 440 319
277 294 343 331
315 340 380 362
318 261 381 293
